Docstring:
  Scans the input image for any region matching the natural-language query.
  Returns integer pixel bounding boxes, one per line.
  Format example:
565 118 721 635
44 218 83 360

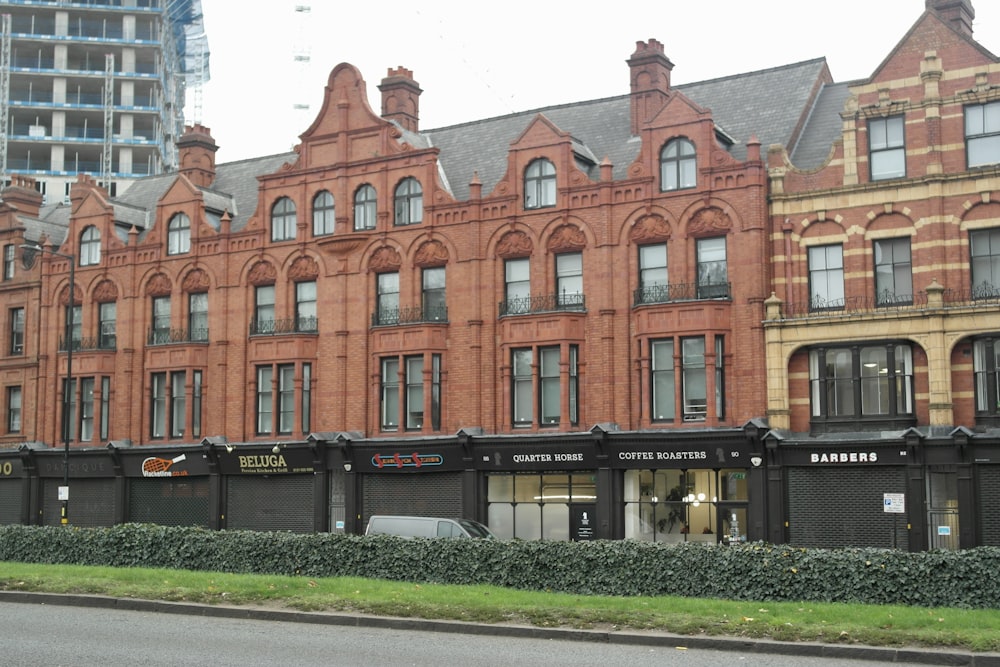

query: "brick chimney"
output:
378 66 422 133
627 39 674 135
927 0 975 38
176 124 219 188
1 175 43 217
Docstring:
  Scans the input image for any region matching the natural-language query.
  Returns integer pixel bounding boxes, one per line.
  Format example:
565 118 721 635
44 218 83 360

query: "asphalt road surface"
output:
0 601 949 667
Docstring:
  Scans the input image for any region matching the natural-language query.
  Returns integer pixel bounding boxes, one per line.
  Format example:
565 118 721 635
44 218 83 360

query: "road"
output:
0 601 950 667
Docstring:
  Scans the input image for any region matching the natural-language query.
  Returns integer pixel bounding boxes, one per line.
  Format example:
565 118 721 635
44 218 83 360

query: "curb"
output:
2 591 999 666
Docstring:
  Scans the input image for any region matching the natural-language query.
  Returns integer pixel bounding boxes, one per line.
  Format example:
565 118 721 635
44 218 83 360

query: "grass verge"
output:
2 561 998 653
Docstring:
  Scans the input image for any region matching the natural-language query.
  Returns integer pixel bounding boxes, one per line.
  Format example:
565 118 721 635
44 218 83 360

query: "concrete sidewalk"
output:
3 591 999 666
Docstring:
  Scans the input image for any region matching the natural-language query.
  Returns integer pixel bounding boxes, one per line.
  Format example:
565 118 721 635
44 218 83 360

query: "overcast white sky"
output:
192 0 1000 164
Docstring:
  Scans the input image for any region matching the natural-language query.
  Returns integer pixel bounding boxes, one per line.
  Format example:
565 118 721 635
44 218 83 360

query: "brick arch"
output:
248 260 277 286
59 283 83 307
546 223 586 253
414 239 449 267
93 279 118 303
496 230 534 258
629 213 672 244
369 245 402 272
685 206 732 238
288 255 320 281
145 273 172 297
182 268 211 292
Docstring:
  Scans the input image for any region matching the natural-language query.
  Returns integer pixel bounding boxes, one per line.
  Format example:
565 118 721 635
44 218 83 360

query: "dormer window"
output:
524 159 556 209
354 184 377 231
80 226 100 266
660 138 696 191
271 197 296 242
869 116 905 181
167 213 191 255
394 178 423 226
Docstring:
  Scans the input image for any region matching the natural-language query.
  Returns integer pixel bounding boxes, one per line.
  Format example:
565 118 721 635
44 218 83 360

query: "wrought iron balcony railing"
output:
249 317 318 336
58 335 116 352
632 281 731 306
371 305 448 327
147 327 210 346
499 292 587 317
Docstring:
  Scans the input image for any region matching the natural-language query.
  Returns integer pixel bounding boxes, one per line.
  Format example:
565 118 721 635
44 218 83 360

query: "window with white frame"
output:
99 301 116 349
312 190 335 236
512 345 578 427
254 285 275 332
651 339 675 421
295 281 317 332
808 244 845 310
394 178 423 226
637 243 668 304
167 213 191 255
9 307 24 355
965 100 1000 168
504 258 531 314
681 337 707 421
660 138 696 191
524 159 556 209
512 348 533 426
80 226 101 266
869 116 905 180
874 238 912 305
354 184 377 230
422 267 445 321
7 386 21 433
271 197 296 241
381 357 400 431
555 252 583 308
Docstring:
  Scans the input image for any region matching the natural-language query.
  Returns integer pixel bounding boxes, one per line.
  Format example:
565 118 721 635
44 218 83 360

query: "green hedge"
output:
1 524 997 608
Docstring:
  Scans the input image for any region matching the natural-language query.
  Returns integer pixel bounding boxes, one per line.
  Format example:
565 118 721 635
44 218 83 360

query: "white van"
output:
365 515 495 539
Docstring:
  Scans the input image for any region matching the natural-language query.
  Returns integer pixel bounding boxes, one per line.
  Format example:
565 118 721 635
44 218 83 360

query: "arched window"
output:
524 159 556 209
660 138 696 191
271 197 297 242
167 213 191 255
393 178 423 226
354 184 377 231
312 190 335 236
80 226 101 266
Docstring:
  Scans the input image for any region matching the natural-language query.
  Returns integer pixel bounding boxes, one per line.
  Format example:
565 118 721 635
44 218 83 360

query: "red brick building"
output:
1 0 998 548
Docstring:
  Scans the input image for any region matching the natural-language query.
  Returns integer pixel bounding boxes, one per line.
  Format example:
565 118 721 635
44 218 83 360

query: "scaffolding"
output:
1 13 10 188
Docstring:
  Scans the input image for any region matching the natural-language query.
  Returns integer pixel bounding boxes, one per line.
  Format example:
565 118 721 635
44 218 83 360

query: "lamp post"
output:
21 242 75 526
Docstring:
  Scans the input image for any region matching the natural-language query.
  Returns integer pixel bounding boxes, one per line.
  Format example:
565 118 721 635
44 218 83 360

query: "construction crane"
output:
101 53 114 192
1 14 11 190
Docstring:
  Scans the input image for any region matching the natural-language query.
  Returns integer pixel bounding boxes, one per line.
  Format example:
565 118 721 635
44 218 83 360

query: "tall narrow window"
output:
651 340 675 421
191 371 202 438
715 337 725 419
9 307 24 355
874 238 912 305
869 116 905 180
100 377 110 440
512 348 533 426
422 267 446 321
256 366 273 434
278 364 295 434
188 293 208 341
504 258 531 314
167 213 191 255
80 226 101 266
65 304 82 350
254 285 275 332
971 228 1000 298
638 243 668 304
312 190 335 236
7 386 22 433
376 272 399 325
524 159 556 209
300 363 311 434
974 338 1000 418
98 302 116 349
696 237 728 298
150 372 166 438
405 356 424 429
151 296 170 344
965 100 1000 168
79 377 94 442
555 252 583 308
170 371 185 437
682 337 707 421
568 345 579 426
430 354 441 431
63 378 77 442
271 197 296 241
808 244 844 310
354 184 377 231
540 347 561 425
296 281 317 331
381 358 400 431
394 178 423 225
3 244 14 280
660 138 696 191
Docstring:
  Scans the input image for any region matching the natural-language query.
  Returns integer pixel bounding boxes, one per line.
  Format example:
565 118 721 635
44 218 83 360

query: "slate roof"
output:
788 81 853 170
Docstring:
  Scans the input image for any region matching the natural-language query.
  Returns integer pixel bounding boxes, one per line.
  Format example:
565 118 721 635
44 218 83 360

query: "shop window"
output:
808 244 844 311
487 473 595 540
271 197 296 242
869 115 906 181
660 138 696 191
970 228 1000 299
312 190 335 236
965 100 1000 168
809 342 914 430
874 238 912 306
394 177 423 226
524 159 556 209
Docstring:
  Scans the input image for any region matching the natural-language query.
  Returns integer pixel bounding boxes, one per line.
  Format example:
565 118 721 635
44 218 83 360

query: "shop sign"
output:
357 447 464 473
39 457 110 478
372 452 444 469
217 448 316 475
783 447 908 466
610 443 748 469
122 451 210 477
478 446 594 470
0 458 21 477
